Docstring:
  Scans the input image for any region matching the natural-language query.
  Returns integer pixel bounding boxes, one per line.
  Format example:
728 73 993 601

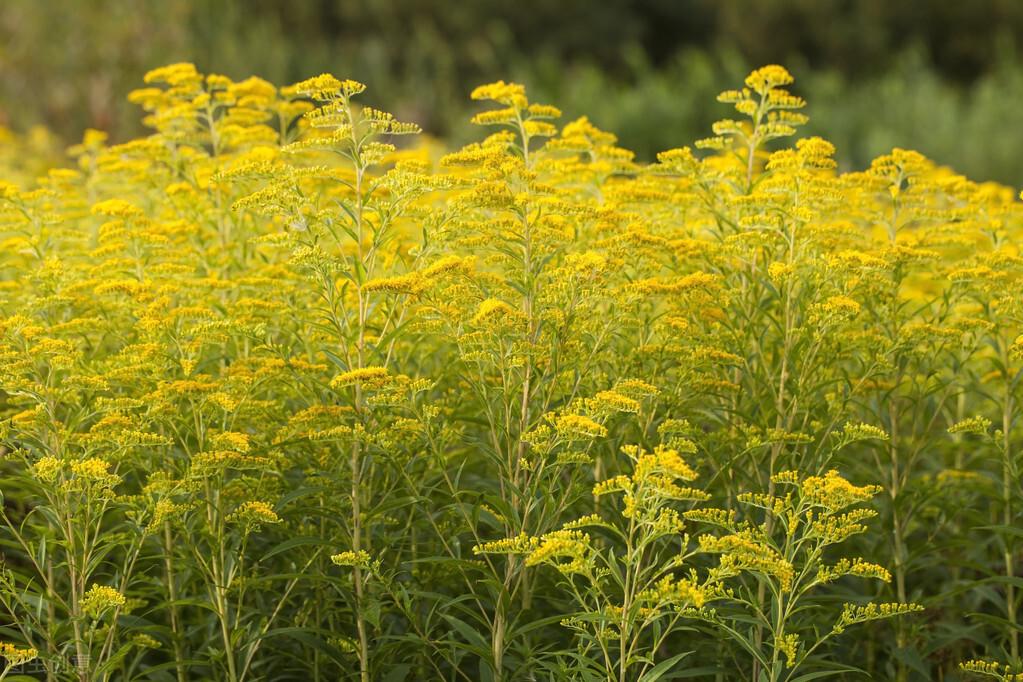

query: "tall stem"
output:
351 154 372 682
889 394 909 682
1003 360 1018 664
163 524 187 682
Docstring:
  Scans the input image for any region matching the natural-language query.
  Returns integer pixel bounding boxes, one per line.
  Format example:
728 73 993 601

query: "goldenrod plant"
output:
0 62 1018 680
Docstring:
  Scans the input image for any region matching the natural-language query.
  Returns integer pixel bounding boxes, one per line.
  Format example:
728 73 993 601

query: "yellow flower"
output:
553 414 607 440
363 272 428 295
470 81 528 108
32 455 62 483
0 642 38 666
80 584 127 618
229 500 282 528
91 198 144 219
744 65 794 93
472 298 520 326
330 366 390 390
292 74 365 100
525 530 591 574
588 390 640 414
800 470 880 511
331 550 372 568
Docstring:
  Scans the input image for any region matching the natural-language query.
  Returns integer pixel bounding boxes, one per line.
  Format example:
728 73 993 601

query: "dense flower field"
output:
0 63 1021 681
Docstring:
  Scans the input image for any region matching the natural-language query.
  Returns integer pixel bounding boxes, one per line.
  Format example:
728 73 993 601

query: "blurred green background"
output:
2 0 1023 183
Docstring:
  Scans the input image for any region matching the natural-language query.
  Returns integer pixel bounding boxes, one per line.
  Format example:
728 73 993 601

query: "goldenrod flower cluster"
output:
0 641 38 667
961 660 1023 681
79 584 127 619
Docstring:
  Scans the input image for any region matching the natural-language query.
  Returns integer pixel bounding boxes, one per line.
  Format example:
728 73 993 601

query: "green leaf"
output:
638 651 692 682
